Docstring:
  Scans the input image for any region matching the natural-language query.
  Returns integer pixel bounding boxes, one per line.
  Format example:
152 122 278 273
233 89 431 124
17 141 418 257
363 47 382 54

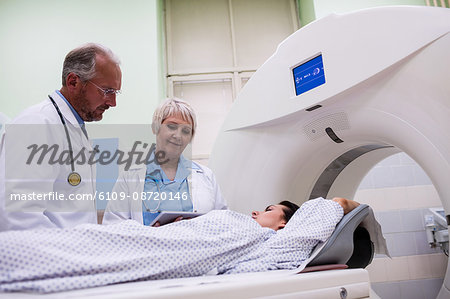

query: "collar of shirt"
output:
146 151 192 184
56 90 85 126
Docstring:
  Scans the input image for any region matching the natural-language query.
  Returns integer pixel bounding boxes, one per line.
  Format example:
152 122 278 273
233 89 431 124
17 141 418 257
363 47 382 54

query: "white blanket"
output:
0 198 343 293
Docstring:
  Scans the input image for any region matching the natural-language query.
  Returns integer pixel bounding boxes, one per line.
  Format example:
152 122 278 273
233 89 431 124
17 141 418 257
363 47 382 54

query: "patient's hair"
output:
279 200 300 222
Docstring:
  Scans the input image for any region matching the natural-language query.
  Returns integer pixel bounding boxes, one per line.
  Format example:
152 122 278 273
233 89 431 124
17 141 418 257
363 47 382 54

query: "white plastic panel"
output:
0 269 368 299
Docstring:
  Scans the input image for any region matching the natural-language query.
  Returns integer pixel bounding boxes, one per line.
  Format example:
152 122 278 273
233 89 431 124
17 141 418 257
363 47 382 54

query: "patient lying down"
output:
252 197 359 231
0 197 359 293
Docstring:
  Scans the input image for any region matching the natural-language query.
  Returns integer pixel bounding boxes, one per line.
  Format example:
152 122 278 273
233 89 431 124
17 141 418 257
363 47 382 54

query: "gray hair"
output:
152 98 197 137
61 43 120 86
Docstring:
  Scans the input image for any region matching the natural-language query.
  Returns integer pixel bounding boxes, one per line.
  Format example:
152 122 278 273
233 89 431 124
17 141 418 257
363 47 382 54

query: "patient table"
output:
1 204 373 298
2 5 449 299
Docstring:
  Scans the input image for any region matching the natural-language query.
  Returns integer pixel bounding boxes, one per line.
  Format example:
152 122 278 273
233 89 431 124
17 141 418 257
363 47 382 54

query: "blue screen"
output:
293 54 325 96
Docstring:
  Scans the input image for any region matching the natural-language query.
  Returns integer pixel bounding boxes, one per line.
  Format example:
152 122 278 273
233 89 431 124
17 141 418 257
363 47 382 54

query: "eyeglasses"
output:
87 80 121 97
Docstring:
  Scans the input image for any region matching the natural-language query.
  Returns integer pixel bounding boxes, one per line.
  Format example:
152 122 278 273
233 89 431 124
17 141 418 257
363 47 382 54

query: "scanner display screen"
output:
293 54 325 96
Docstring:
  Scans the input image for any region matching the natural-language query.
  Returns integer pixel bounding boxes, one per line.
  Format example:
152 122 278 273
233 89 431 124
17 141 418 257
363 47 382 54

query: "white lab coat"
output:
102 161 227 225
0 91 97 231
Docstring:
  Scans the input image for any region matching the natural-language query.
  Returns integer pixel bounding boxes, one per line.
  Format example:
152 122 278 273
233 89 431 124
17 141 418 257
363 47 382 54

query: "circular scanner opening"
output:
355 152 445 299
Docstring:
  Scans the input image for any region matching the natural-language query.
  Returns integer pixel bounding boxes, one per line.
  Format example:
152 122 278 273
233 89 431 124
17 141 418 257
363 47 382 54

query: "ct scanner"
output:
1 5 449 299
209 5 450 299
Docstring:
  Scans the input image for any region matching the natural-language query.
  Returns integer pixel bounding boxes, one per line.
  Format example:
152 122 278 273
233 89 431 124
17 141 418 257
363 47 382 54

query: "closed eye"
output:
265 205 274 212
182 128 192 135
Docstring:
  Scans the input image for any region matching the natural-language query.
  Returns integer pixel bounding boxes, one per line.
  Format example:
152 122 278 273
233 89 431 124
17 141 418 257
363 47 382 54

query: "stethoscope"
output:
142 174 192 213
142 179 163 213
48 95 82 187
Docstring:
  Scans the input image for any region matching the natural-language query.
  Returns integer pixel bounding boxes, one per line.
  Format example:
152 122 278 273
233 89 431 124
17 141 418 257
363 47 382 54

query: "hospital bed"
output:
2 5 450 299
2 203 375 299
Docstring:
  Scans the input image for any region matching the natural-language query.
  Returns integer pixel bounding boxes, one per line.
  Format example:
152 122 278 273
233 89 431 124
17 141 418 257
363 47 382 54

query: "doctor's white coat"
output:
0 91 97 231
102 161 228 225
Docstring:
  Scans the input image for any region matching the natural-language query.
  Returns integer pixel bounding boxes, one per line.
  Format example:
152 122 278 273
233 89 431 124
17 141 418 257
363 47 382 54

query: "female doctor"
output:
103 98 227 226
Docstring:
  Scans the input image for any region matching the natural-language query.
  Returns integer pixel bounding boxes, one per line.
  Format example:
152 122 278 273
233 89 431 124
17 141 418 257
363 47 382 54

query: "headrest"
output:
307 204 374 268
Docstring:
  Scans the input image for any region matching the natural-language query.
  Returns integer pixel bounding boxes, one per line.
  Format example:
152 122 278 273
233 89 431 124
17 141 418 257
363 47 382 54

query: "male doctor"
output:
0 43 122 231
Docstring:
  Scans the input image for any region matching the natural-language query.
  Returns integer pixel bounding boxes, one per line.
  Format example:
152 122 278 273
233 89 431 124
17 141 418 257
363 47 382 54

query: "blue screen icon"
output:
293 54 325 96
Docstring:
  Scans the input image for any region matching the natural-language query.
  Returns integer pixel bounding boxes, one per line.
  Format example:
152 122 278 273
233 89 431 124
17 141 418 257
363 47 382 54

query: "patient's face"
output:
252 204 286 231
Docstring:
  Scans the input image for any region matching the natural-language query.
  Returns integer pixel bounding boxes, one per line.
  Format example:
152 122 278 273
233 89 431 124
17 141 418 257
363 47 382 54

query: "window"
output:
165 0 299 162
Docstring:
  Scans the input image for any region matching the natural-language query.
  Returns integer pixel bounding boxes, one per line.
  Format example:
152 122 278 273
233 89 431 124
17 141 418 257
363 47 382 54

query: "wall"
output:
0 0 166 215
0 0 164 124
297 0 316 26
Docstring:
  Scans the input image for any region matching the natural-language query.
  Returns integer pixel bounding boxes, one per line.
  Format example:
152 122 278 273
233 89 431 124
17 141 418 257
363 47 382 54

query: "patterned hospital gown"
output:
0 197 343 293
